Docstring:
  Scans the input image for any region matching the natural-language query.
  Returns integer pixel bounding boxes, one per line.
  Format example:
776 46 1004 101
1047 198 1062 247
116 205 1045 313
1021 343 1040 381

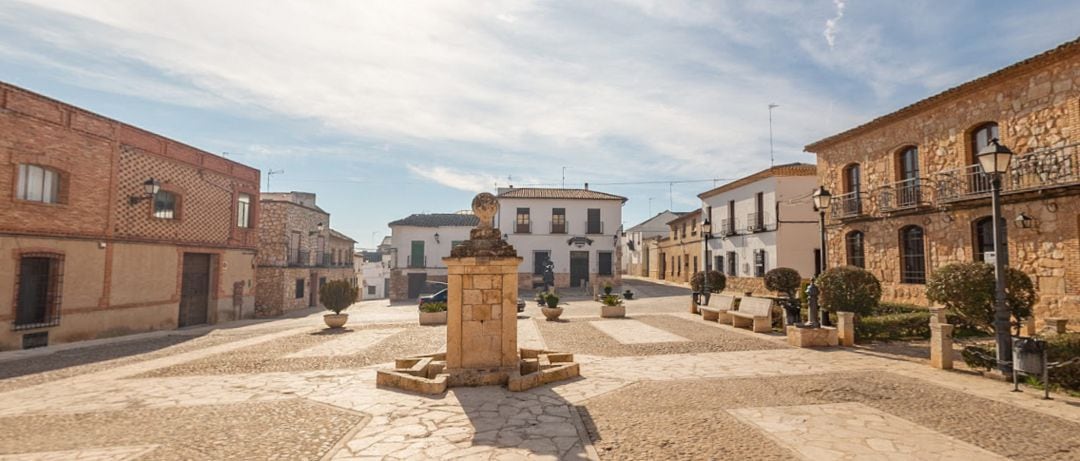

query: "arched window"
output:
16 164 61 204
153 191 177 219
843 163 861 194
845 231 865 268
969 123 999 194
976 217 1006 263
896 146 920 207
900 226 926 284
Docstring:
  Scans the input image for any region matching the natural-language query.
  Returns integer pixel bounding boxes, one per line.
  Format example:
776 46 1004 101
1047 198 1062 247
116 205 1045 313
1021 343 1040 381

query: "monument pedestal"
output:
786 325 839 348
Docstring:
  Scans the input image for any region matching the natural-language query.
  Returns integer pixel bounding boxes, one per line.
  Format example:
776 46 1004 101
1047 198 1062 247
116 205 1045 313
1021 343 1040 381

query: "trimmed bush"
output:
603 284 613 295
962 344 998 371
419 301 447 313
545 293 560 308
690 270 726 293
855 312 932 341
925 262 1037 332
319 280 358 314
815 266 882 317
764 268 802 298
1047 333 1080 392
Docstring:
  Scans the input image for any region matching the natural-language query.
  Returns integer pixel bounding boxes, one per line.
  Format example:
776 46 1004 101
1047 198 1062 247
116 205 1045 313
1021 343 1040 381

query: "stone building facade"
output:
0 81 260 350
652 210 703 284
805 38 1080 325
255 192 355 316
623 210 685 277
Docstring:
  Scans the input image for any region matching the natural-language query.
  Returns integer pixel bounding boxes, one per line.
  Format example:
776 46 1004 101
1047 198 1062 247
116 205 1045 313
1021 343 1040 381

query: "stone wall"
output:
808 41 1080 327
724 276 768 296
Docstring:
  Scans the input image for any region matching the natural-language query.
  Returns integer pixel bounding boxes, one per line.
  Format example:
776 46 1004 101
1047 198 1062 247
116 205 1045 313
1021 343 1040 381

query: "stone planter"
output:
541 307 563 321
601 305 625 318
324 313 348 329
419 310 448 325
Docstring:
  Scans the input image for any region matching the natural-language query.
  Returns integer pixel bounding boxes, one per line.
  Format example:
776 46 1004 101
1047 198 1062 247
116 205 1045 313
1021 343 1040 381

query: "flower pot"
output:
324 313 348 328
541 307 563 321
601 305 625 318
419 310 448 325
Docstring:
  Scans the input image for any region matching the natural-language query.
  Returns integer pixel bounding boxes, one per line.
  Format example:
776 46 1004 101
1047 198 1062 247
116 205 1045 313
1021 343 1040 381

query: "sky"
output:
1 0 1078 248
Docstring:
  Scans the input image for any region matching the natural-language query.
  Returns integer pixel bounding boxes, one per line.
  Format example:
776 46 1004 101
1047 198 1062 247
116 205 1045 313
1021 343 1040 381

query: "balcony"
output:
550 220 568 234
831 191 863 219
878 178 924 212
719 218 737 237
407 254 427 268
586 221 603 235
288 249 310 267
746 212 772 232
936 143 1080 203
515 221 532 234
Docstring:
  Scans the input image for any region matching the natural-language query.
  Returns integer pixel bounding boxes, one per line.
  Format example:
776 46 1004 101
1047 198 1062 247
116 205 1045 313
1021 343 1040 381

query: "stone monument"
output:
785 279 838 348
377 193 580 394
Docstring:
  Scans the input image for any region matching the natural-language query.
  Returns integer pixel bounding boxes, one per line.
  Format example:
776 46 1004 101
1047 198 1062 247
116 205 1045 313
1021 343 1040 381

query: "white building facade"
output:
495 187 626 294
386 213 477 301
355 250 390 300
622 210 685 277
698 163 820 294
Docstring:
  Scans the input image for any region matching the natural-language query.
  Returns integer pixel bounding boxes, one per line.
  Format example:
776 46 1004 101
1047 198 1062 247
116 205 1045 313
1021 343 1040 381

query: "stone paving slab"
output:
588 319 689 344
286 328 404 358
730 402 1009 460
0 445 158 461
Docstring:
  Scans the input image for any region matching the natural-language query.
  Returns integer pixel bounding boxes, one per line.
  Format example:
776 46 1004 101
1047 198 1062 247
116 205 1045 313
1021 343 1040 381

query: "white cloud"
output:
824 0 846 49
405 164 504 193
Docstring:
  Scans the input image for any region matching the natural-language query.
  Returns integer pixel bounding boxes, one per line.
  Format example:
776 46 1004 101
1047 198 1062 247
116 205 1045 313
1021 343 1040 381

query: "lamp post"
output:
978 137 1015 374
812 186 832 326
702 217 713 304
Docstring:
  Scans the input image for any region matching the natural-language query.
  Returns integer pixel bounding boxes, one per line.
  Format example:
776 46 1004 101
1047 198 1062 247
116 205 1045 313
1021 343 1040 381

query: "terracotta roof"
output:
498 187 627 202
697 163 817 199
805 36 1080 152
665 209 701 225
328 228 356 242
388 213 479 228
626 210 688 232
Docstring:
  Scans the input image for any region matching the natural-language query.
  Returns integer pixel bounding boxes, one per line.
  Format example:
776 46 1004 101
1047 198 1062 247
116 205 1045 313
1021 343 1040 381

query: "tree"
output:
320 280 359 315
764 268 802 299
926 262 1036 331
690 270 727 293
816 266 882 317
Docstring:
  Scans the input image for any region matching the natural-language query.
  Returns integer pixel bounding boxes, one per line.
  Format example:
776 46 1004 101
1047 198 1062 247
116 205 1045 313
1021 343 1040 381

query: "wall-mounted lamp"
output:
1016 213 1035 229
434 232 440 243
128 178 161 205
309 222 324 236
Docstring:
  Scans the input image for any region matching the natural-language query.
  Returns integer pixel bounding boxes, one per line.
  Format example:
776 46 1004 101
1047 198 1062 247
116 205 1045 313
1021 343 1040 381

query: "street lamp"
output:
700 217 713 305
978 137 1015 374
812 186 832 326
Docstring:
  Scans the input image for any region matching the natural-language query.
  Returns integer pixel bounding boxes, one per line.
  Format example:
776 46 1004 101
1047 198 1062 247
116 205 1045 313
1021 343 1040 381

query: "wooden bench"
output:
699 295 736 323
730 297 773 333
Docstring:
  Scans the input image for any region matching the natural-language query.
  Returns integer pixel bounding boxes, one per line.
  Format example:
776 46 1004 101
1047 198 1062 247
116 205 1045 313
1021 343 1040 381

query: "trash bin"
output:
1013 337 1047 375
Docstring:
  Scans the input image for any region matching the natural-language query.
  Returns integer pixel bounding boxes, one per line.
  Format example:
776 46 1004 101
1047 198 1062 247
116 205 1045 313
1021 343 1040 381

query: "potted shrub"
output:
320 280 358 328
600 293 625 318
623 289 634 300
603 284 613 295
542 292 563 321
419 301 448 325
926 262 1036 334
764 267 803 325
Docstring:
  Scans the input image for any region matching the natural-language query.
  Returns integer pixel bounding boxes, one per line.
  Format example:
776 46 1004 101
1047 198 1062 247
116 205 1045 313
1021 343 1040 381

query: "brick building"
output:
805 38 1080 325
650 210 702 284
254 192 356 316
0 81 260 350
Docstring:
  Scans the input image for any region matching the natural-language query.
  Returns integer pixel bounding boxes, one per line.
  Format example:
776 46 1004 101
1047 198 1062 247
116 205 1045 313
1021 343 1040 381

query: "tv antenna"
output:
768 103 779 166
266 169 285 191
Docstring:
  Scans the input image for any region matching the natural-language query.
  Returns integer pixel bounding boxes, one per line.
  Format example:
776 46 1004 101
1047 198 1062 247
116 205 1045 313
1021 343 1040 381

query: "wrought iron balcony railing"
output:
288 249 310 267
407 255 426 268
719 218 737 236
831 191 863 219
937 143 1079 203
745 212 772 232
550 220 568 234
878 178 923 212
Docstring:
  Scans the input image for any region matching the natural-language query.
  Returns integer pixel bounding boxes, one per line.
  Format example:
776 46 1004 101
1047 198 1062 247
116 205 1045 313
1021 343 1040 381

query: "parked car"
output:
517 297 526 313
419 289 526 313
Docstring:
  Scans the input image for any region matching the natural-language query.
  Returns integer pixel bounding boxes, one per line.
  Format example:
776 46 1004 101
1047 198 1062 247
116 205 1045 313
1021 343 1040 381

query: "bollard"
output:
929 306 947 325
836 311 855 347
930 322 954 370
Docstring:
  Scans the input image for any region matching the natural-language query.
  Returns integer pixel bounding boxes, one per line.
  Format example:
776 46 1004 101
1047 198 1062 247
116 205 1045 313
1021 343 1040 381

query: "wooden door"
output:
179 253 211 327
407 273 427 299
570 251 589 287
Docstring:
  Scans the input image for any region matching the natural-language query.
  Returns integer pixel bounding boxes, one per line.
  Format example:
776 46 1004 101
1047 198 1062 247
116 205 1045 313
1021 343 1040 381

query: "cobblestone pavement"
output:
1 282 1079 460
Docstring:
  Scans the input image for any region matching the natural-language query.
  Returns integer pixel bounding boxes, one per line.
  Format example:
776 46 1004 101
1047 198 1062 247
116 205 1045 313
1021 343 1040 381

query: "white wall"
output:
701 175 820 278
359 261 388 298
496 198 622 275
389 225 473 270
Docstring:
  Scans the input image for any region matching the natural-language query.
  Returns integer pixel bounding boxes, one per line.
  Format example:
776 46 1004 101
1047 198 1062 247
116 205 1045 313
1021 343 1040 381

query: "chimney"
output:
584 182 589 190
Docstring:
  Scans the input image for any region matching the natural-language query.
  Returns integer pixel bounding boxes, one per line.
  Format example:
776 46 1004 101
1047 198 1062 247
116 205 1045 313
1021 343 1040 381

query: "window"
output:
516 208 531 233
16 164 61 204
844 164 861 194
900 226 926 284
288 232 302 265
15 254 63 330
845 231 865 268
533 251 551 275
587 208 602 234
367 286 376 295
726 251 737 276
969 123 999 194
153 191 177 219
753 192 765 230
693 256 698 273
676 255 682 276
973 217 1000 263
598 251 613 276
753 250 766 277
691 219 697 236
409 240 425 268
897 147 921 207
714 255 723 273
295 279 305 299
551 208 567 233
727 200 736 234
237 193 252 228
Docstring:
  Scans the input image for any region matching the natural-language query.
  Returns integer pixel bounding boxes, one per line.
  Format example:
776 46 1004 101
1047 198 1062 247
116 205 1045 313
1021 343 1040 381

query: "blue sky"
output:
1 0 1077 248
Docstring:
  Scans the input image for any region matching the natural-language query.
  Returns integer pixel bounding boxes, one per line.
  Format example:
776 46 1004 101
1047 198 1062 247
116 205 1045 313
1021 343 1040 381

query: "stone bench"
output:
730 297 773 333
700 295 736 323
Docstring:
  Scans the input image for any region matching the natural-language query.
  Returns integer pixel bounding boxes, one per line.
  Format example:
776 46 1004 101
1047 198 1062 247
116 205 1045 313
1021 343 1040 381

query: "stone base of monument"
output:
786 325 839 348
376 348 580 395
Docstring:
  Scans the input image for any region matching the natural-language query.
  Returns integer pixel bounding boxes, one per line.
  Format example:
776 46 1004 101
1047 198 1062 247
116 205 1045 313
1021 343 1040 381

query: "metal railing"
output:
746 212 771 232
878 178 923 212
407 254 426 268
550 220 568 234
719 218 736 236
515 221 532 234
831 191 863 219
937 142 1080 203
288 249 310 267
